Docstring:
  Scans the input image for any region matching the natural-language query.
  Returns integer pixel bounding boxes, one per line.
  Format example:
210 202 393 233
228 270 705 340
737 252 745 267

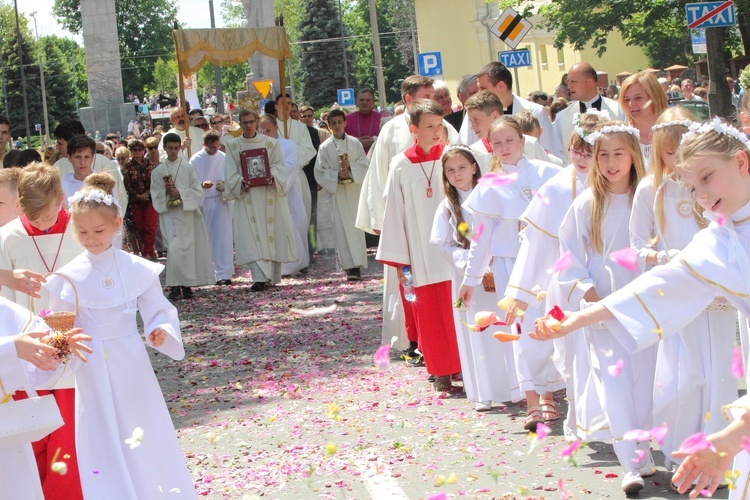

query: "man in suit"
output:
476 62 564 159
445 74 478 135
553 62 626 158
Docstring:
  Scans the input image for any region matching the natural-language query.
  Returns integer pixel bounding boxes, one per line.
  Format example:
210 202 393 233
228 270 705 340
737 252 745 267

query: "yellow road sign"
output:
490 7 533 50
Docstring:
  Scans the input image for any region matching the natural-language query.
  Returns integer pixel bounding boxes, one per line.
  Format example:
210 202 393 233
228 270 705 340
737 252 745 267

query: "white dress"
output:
630 176 736 469
45 247 197 498
276 136 310 275
431 191 521 404
557 189 657 472
462 157 563 396
190 149 234 282
0 299 55 500
506 165 605 440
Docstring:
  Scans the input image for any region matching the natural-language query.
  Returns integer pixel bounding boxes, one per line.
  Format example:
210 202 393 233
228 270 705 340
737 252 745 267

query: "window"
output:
557 48 565 66
540 44 548 67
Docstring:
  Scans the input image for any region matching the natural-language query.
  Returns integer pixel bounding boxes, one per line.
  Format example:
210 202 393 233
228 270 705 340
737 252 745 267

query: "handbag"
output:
0 306 64 449
482 258 495 293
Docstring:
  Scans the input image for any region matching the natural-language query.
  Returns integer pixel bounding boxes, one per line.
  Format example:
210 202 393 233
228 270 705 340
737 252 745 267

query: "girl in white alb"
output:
555 121 654 493
430 146 520 411
502 111 609 440
456 116 562 430
629 108 737 471
44 173 197 498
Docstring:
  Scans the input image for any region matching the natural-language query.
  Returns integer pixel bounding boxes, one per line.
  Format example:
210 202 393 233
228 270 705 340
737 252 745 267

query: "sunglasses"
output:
130 147 144 152
96 149 105 154
147 146 158 151
197 123 209 129
210 120 222 125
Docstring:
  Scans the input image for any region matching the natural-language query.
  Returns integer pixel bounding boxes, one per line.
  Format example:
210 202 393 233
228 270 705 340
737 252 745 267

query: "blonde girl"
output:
431 146 520 411
457 116 562 430
533 118 750 499
43 173 196 498
503 111 609 440
555 121 652 493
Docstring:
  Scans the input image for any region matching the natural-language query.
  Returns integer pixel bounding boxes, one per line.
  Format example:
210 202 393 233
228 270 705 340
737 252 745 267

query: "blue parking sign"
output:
337 88 355 106
417 52 443 77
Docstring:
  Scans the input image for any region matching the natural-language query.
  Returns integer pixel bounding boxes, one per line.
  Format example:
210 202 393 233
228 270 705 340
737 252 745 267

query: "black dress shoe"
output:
181 286 194 299
346 268 361 281
215 279 232 286
249 281 269 292
167 287 182 300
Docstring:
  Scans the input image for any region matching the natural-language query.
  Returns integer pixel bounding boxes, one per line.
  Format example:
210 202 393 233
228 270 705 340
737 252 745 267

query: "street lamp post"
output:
30 12 50 146
12 0 31 147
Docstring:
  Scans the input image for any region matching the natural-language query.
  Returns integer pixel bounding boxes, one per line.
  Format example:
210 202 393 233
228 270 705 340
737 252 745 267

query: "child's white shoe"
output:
621 471 644 494
474 401 492 412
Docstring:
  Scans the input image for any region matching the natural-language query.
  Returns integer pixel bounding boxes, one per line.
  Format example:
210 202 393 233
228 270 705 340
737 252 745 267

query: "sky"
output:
18 0 231 41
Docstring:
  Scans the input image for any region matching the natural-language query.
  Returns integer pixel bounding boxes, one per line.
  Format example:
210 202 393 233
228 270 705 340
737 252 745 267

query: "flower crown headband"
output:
652 119 695 132
680 116 750 150
444 144 479 163
68 189 123 215
584 124 641 145
573 109 611 139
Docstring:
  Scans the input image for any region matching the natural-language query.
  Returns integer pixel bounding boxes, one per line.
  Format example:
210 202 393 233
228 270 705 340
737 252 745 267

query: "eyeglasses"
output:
210 120 222 125
130 147 144 152
147 146 158 151
569 148 593 161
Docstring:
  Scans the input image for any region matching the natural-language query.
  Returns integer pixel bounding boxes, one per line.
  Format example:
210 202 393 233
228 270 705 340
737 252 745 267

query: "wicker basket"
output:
31 273 78 332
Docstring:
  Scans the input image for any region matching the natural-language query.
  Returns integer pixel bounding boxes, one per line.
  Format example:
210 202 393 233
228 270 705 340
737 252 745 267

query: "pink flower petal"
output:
607 359 624 377
535 422 551 440
732 344 745 379
742 436 750 453
609 248 638 272
623 429 651 441
700 489 712 497
427 494 448 500
677 432 715 454
469 224 484 241
650 425 669 446
560 439 580 458
548 251 573 274
716 213 726 226
373 345 390 369
631 449 646 464
558 478 572 500
478 171 519 187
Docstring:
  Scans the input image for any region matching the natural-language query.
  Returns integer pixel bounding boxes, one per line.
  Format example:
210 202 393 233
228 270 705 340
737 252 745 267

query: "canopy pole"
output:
173 22 191 157
278 57 288 138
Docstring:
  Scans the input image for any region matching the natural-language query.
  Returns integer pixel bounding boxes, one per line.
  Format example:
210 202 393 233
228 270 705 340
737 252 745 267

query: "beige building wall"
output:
414 0 650 98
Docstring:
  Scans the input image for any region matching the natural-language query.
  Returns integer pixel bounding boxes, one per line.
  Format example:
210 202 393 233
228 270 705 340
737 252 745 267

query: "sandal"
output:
540 399 561 421
523 407 544 431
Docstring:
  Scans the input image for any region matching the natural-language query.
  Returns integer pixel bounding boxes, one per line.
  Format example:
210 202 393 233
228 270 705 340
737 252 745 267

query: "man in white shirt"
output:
681 79 702 101
159 107 204 160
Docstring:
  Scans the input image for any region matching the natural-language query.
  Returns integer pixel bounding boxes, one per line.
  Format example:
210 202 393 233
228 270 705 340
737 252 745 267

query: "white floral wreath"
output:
652 119 695 132
444 144 479 162
572 109 612 139
68 190 123 215
584 124 641 145
680 116 750 150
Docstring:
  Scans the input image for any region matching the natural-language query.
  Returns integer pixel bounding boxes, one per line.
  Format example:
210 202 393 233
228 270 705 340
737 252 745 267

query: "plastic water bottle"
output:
402 266 417 302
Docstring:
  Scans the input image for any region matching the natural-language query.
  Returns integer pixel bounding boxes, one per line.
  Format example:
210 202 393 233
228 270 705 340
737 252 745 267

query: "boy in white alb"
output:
151 133 214 300
376 99 461 391
190 130 234 285
314 109 368 281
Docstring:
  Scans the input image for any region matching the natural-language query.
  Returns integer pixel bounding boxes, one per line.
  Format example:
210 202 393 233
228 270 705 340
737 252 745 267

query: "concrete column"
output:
242 0 282 98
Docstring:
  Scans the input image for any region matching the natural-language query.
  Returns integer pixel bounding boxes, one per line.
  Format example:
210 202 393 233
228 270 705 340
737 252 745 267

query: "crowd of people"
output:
1 57 750 498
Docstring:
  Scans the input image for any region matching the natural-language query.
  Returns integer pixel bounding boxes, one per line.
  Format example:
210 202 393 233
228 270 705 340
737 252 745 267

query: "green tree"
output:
52 0 179 98
0 5 42 139
150 58 179 95
50 36 88 109
39 35 79 124
296 0 355 107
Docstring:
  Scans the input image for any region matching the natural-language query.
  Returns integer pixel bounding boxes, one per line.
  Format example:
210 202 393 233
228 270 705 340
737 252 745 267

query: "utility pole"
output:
30 12 50 145
368 0 388 110
208 0 225 114
337 0 350 89
71 54 79 113
13 0 31 147
0 69 8 116
705 27 734 119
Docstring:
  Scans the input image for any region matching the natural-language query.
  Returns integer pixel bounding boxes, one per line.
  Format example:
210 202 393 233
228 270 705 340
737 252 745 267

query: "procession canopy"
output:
173 27 292 74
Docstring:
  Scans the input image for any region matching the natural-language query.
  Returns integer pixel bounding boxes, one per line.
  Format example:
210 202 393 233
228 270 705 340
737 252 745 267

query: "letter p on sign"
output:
418 52 443 77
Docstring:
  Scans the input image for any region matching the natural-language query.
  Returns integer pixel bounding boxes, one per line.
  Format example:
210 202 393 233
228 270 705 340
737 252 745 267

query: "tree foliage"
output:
0 4 42 138
295 0 355 108
150 58 178 95
50 36 88 109
52 0 178 98
38 36 79 125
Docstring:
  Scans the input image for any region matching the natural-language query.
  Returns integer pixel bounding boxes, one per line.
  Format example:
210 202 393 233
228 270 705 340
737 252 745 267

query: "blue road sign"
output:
417 52 443 77
337 88 355 107
498 49 532 69
35 123 41 132
686 1 736 29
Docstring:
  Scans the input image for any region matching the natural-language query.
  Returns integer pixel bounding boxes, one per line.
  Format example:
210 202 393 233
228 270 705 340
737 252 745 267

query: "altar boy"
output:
376 99 461 392
314 109 368 281
151 133 214 300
